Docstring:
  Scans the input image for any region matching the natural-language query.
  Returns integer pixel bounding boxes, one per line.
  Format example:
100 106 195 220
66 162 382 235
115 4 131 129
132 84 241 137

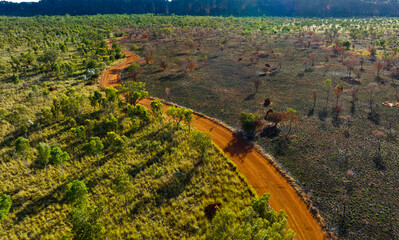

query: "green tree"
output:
120 82 148 106
127 62 141 81
183 108 194 133
37 142 51 173
70 202 103 240
51 146 69 176
166 105 188 128
0 194 12 221
190 131 212 161
15 137 31 174
11 74 20 84
89 91 103 110
150 99 163 121
84 137 104 167
65 180 88 204
239 112 260 137
127 104 150 127
105 113 118 132
206 194 295 240
105 87 119 105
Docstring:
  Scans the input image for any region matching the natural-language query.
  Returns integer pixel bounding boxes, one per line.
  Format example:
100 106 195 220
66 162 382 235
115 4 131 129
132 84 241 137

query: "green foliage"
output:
70 202 103 240
239 112 259 136
65 180 88 204
37 142 51 168
166 105 193 128
120 82 148 106
84 137 104 166
0 194 12 221
11 74 20 84
15 137 31 159
127 63 141 73
150 99 163 117
206 194 295 240
127 104 150 126
105 87 119 103
105 113 118 132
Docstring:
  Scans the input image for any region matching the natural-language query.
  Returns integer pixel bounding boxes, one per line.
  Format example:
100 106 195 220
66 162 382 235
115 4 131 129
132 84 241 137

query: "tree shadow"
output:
244 93 256 101
318 108 328 121
223 133 252 163
307 107 314 116
159 74 185 82
14 183 68 224
260 125 280 138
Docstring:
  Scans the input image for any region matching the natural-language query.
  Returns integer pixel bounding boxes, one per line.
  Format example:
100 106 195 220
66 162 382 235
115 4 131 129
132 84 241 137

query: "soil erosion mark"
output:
100 37 328 240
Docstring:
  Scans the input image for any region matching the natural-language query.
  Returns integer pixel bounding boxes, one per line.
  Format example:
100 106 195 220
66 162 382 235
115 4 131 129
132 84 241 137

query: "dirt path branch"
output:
99 38 328 240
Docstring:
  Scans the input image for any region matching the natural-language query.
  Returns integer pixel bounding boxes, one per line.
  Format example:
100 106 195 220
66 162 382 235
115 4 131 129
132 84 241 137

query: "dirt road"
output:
100 38 328 240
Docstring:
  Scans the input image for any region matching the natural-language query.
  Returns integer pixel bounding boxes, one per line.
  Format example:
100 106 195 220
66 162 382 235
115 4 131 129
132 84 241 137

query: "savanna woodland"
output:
0 4 399 240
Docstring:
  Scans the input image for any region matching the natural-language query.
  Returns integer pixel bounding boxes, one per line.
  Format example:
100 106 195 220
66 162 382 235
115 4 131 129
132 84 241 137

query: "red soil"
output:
99 38 328 240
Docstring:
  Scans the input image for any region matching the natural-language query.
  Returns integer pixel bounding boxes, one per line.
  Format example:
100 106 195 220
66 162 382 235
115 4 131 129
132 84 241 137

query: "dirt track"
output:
100 38 328 240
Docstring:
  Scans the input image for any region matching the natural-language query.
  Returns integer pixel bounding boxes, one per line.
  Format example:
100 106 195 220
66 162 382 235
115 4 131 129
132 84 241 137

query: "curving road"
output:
100 38 328 240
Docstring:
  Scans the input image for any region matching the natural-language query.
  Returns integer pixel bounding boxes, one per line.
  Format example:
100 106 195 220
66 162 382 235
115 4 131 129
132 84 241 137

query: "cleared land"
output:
99 39 328 240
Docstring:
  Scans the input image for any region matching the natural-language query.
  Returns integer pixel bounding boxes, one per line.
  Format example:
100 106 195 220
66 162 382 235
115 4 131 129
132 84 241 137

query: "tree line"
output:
3 0 399 17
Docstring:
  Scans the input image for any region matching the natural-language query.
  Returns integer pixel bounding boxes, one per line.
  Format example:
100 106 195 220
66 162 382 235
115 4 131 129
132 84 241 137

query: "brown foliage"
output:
264 109 289 126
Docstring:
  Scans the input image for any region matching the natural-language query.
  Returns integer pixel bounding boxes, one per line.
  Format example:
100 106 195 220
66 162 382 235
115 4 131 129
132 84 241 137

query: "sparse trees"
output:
15 137 31 174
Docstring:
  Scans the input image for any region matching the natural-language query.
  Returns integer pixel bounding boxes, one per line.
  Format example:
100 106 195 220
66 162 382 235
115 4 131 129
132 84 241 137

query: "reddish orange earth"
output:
100 38 328 240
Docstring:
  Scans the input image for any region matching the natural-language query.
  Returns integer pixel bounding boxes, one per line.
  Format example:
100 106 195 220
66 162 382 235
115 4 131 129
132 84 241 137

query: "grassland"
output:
119 18 399 239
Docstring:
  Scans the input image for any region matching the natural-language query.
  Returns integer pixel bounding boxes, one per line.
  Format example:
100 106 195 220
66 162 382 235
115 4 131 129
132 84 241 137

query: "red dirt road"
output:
100 39 328 240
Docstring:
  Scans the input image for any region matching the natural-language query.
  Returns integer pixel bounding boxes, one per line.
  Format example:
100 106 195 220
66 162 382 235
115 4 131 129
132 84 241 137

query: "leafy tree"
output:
190 131 212 161
105 87 118 103
120 82 148 106
39 48 59 65
0 194 12 221
166 105 189 128
239 112 260 137
65 180 88 204
84 137 104 167
15 137 31 174
127 104 150 127
127 62 141 81
69 202 103 240
37 142 51 172
89 91 102 109
206 194 294 240
70 125 86 141
11 74 20 84
183 108 194 133
150 99 163 121
51 146 69 176
105 113 118 132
